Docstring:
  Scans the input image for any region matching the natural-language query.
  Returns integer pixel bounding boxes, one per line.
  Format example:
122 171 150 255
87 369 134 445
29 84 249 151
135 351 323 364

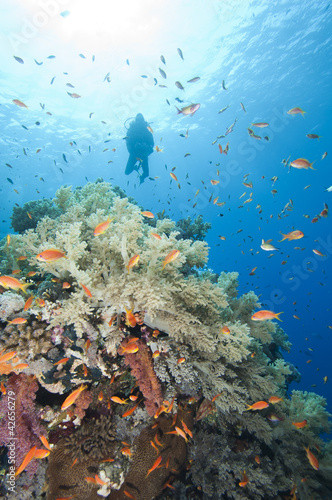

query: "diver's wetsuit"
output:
125 114 154 184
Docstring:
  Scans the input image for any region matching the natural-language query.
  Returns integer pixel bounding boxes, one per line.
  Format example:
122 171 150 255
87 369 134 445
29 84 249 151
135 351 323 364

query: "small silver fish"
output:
177 48 184 60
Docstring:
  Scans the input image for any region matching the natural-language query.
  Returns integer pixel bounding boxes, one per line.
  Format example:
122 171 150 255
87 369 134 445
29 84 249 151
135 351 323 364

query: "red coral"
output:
121 338 163 416
73 388 93 420
0 374 43 477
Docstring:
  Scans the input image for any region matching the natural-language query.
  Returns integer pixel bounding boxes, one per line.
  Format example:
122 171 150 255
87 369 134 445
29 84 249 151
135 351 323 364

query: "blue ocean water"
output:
0 0 331 426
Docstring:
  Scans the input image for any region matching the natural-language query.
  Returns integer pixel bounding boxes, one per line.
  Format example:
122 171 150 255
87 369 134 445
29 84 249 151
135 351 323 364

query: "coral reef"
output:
10 198 61 233
0 181 330 499
175 214 211 241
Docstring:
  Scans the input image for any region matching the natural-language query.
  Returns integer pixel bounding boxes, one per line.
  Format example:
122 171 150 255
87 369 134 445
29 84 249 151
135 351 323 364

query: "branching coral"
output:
0 320 52 359
0 292 25 322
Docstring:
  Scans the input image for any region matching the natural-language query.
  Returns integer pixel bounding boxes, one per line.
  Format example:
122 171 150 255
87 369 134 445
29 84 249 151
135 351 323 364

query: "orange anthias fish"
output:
292 419 307 429
124 490 136 499
16 446 38 476
124 307 137 327
12 363 29 372
146 455 162 478
122 401 140 418
111 396 128 404
13 99 28 109
0 275 31 293
210 179 220 185
35 297 46 307
170 172 178 181
93 216 114 236
151 233 161 240
244 400 269 411
0 351 18 364
141 211 154 218
162 249 180 269
85 477 97 484
120 343 139 354
239 470 249 487
80 283 92 297
168 426 188 441
279 230 304 241
287 107 306 116
181 420 193 438
251 310 283 321
24 295 34 311
7 317 27 325
34 449 50 459
304 446 319 470
39 435 52 451
94 474 108 486
36 249 67 262
54 357 70 366
289 158 315 170
61 385 87 411
126 254 140 273
268 396 283 404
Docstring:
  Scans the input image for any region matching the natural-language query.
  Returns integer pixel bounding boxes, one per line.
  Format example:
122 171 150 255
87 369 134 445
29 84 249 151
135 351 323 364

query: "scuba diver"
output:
124 113 154 184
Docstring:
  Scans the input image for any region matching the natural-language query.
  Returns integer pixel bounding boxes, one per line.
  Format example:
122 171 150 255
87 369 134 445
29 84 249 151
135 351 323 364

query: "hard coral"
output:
0 320 52 361
47 415 117 500
110 409 191 500
0 292 25 321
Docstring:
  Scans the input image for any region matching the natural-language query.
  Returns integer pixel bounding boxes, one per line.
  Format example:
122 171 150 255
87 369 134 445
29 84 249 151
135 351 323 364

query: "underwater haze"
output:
0 0 332 498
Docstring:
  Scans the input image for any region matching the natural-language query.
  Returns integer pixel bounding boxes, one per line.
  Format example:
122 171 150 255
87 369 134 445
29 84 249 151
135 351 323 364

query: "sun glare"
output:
59 0 161 52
